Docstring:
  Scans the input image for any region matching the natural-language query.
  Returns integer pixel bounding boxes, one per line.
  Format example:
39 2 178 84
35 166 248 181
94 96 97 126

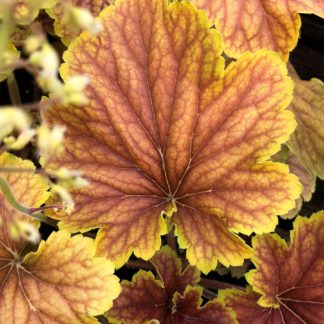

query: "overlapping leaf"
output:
191 0 324 59
272 147 315 219
0 153 121 323
44 0 301 273
47 0 112 45
108 246 235 323
220 211 324 324
219 288 282 323
287 71 324 179
0 152 49 229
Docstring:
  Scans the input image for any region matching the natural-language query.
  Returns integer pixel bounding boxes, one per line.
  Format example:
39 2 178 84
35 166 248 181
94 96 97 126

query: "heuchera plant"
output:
0 0 323 323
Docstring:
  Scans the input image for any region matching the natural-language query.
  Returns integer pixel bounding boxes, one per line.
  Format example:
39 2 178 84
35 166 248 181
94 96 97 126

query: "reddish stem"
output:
125 259 154 271
199 278 244 291
167 226 177 251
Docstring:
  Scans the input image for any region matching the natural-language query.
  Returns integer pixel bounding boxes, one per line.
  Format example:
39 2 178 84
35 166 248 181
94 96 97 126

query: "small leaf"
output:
108 246 233 323
288 73 324 179
44 0 301 273
191 0 324 59
240 211 324 323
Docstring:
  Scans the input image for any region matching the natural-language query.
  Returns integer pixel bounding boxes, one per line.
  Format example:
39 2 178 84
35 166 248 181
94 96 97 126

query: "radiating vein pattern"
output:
44 0 301 272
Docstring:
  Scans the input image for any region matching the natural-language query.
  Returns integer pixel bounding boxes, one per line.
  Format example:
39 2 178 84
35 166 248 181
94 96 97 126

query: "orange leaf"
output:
108 246 234 323
0 231 121 323
243 211 324 323
0 153 120 323
191 0 324 59
44 0 301 273
288 71 324 179
219 287 282 324
171 286 237 323
272 147 316 219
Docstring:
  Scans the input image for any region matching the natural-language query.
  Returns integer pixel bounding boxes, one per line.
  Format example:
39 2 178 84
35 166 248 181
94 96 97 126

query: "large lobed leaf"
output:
44 0 301 273
0 153 121 323
219 211 324 323
191 0 324 59
108 246 236 323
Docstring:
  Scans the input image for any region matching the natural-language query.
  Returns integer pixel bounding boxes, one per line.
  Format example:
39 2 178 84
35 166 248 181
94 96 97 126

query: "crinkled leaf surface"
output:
219 287 282 324
44 0 301 273
240 211 324 323
0 153 121 324
191 0 324 59
47 0 112 45
287 74 324 179
108 246 234 323
272 147 316 219
0 231 121 324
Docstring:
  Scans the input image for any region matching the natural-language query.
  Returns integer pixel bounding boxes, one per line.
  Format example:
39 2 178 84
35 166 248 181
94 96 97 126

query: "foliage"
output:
108 246 236 323
44 0 301 274
219 211 324 323
0 0 323 323
191 0 324 60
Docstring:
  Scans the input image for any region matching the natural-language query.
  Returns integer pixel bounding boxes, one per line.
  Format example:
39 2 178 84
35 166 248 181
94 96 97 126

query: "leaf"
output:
219 287 282 324
272 147 316 219
0 231 121 323
171 286 237 323
108 246 234 323
287 73 324 179
191 0 324 59
284 153 316 218
0 153 121 323
240 211 324 323
44 0 301 273
47 0 112 45
0 152 49 229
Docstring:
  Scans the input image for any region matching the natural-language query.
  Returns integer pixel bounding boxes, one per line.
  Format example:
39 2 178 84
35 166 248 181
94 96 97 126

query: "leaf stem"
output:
167 226 177 251
202 288 217 300
125 259 154 271
199 278 244 291
7 73 21 105
0 176 57 227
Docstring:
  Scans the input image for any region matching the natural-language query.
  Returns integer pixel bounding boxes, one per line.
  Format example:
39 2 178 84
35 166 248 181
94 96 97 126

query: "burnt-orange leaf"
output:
44 0 301 273
191 0 324 59
243 211 324 323
171 286 236 323
108 246 234 323
0 153 121 323
219 288 282 324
